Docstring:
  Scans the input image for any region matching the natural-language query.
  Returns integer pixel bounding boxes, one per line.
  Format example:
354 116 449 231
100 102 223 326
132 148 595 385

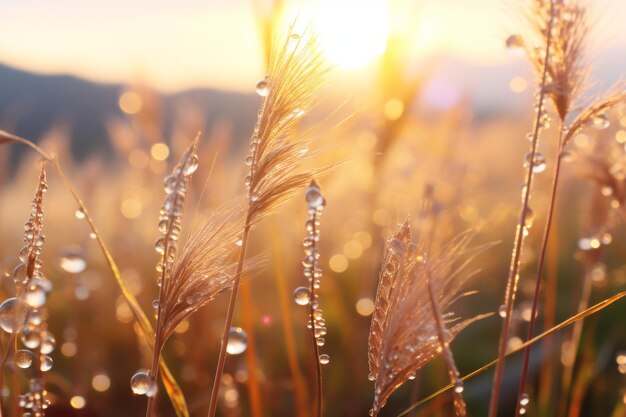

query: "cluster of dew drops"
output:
0 174 56 417
293 181 329 365
130 147 199 398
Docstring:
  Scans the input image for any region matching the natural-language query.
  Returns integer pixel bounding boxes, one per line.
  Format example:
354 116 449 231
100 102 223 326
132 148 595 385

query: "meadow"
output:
1 1 626 416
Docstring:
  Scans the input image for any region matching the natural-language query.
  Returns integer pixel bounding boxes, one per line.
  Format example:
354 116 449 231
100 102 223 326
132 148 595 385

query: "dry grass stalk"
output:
489 2 559 413
511 2 626 416
368 220 488 417
143 138 245 416
299 179 327 417
207 24 328 417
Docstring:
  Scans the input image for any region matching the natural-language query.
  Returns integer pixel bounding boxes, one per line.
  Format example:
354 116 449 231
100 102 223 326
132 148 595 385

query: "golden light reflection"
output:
150 143 170 161
119 92 142 114
70 396 86 409
92 374 111 392
312 0 389 69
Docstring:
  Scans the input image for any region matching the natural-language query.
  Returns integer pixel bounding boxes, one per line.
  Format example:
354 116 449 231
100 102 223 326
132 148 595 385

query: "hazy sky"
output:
1 0 625 92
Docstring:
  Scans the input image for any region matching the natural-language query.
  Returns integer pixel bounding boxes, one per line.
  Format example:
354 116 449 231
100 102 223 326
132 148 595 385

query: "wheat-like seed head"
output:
245 25 329 225
149 138 245 347
12 163 55 417
157 208 244 343
368 220 489 416
523 0 589 121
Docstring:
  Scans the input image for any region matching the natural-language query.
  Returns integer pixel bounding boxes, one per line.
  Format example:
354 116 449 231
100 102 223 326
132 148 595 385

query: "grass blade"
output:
396 291 626 417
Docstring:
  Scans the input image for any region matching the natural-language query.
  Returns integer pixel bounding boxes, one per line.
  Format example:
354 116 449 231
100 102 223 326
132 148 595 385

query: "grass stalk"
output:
308 207 323 417
398 290 626 417
487 3 557 416
207 222 251 417
538 228 559 415
241 281 263 417
0 130 190 417
515 122 566 416
270 225 310 417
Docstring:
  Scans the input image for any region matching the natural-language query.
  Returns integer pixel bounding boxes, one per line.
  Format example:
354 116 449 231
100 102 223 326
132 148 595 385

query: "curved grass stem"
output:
515 122 566 417
487 3 557 416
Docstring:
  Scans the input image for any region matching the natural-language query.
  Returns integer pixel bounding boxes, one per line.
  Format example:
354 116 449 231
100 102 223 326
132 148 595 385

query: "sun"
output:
311 0 390 69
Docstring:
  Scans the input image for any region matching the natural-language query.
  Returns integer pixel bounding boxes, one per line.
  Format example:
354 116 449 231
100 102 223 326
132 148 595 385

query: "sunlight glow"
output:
312 0 389 69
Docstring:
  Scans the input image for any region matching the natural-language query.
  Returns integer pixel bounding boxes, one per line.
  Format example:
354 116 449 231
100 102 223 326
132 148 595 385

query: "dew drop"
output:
154 238 166 254
40 355 53 372
305 181 325 209
591 114 610 129
0 298 26 333
316 337 326 347
505 35 524 53
524 152 547 173
523 207 535 229
59 249 87 273
250 192 260 202
368 373 375 381
255 79 269 97
235 238 243 247
21 331 40 349
498 304 507 318
319 354 330 365
226 327 248 355
130 370 157 396
40 333 56 354
25 288 46 308
454 382 464 394
14 350 34 369
152 299 159 310
89 232 97 239
520 392 530 406
183 155 199 175
293 287 311 306
290 33 300 40
75 208 86 220
244 155 253 166
12 263 28 284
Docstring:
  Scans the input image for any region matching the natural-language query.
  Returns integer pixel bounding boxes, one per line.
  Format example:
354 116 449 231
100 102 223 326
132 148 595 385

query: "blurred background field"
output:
1 0 626 416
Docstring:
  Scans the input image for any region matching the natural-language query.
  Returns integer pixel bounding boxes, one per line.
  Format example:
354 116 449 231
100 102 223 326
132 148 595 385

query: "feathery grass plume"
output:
294 180 327 417
368 220 489 417
207 24 327 417
505 1 626 415
137 137 242 417
0 163 54 417
522 0 589 121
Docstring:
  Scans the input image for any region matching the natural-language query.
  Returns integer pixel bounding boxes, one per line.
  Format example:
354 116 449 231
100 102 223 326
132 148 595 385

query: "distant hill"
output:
0 62 259 160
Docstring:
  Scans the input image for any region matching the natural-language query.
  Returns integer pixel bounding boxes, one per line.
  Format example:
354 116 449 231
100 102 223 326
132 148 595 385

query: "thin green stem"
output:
488 3 557 416
515 122 566 417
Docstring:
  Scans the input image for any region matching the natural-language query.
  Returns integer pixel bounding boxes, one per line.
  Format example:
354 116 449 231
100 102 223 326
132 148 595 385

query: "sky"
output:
0 0 625 93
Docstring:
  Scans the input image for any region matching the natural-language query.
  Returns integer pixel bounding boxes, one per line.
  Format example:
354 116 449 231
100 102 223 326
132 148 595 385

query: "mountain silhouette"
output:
0 62 258 161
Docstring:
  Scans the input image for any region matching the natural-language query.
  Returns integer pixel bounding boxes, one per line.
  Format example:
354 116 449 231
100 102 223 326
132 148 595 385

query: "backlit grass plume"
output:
494 2 626 416
368 220 489 417
0 163 54 417
133 137 242 417
207 24 328 417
